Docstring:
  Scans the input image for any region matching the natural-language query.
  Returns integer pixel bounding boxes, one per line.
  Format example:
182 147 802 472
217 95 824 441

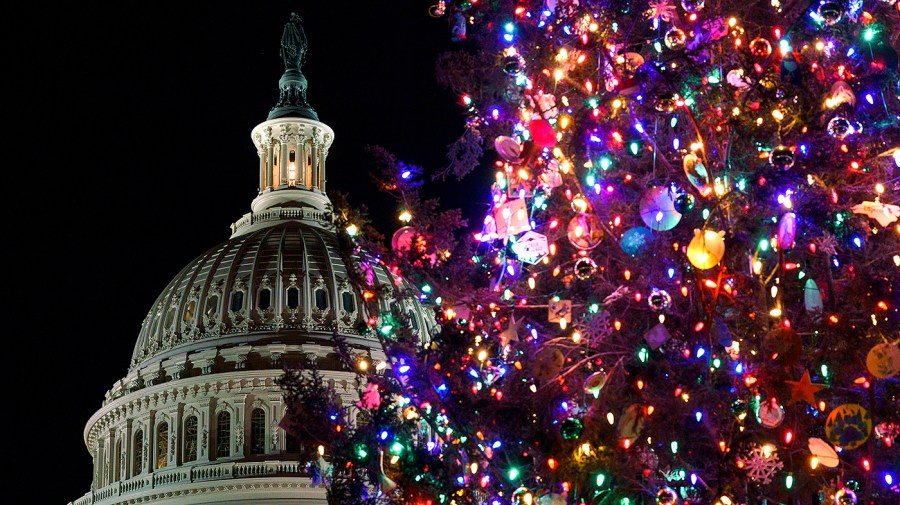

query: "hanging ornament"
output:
450 11 467 41
512 231 549 264
529 118 557 147
570 193 590 214
738 444 783 484
762 327 802 365
825 404 872 450
536 492 567 505
490 198 532 239
680 0 704 12
756 398 786 428
865 342 900 378
357 383 382 409
653 92 681 113
768 145 795 170
827 115 856 139
584 370 608 398
726 68 752 88
749 37 773 58
574 257 598 280
501 54 526 75
851 200 900 227
645 322 672 350
428 1 447 17
498 313 522 347
494 136 522 161
536 93 559 119
621 226 654 256
673 193 696 214
780 51 802 85
664 27 687 50
647 0 677 24
640 186 683 231
683 153 712 196
826 80 855 108
561 417 584 440
817 1 843 26
656 486 680 505
391 226 416 251
618 404 645 447
648 288 672 311
567 213 604 250
784 370 827 405
686 229 726 269
532 346 565 381
874 421 899 447
730 399 748 420
804 278 824 312
833 488 858 505
807 437 840 467
777 212 797 249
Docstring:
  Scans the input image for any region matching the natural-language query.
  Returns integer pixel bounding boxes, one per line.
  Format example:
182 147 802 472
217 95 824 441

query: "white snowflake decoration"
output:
573 310 612 345
646 0 676 23
738 444 783 485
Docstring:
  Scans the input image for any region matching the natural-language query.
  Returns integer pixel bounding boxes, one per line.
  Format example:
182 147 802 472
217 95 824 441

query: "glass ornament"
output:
673 193 695 213
648 288 672 311
769 145 795 170
529 118 557 147
640 186 683 231
731 399 747 419
680 0 704 12
664 27 687 50
656 487 679 505
620 226 654 256
827 116 854 139
817 1 843 26
567 213 604 250
749 37 772 58
653 92 680 113
584 370 608 397
501 54 525 75
574 257 598 280
686 229 725 269
833 488 857 505
756 398 785 428
561 417 584 440
570 193 590 213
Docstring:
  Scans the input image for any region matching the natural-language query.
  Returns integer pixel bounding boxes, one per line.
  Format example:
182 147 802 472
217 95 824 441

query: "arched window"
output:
156 422 168 469
164 306 176 328
407 310 420 332
314 288 328 310
286 287 300 309
258 288 272 310
341 291 355 313
230 291 245 312
183 416 198 463
114 438 122 482
205 295 219 319
133 429 144 475
216 411 231 458
250 408 266 455
184 300 196 322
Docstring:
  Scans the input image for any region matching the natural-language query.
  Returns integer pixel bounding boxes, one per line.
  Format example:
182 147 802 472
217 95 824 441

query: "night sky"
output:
12 3 483 502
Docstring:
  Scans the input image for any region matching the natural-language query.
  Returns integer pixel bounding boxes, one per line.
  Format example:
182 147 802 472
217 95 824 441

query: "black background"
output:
10 3 484 502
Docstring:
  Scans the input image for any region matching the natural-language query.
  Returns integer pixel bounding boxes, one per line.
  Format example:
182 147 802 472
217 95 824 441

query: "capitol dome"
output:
70 14 435 505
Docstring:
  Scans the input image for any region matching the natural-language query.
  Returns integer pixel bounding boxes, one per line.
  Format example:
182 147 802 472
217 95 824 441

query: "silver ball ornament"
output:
664 28 687 50
769 145 795 170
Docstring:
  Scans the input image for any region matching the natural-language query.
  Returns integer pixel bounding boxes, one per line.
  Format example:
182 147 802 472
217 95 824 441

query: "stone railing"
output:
67 460 313 505
231 206 332 235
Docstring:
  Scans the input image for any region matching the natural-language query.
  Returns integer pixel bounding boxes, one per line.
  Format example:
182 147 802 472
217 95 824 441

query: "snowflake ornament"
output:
646 0 677 23
738 444 783 485
573 310 612 345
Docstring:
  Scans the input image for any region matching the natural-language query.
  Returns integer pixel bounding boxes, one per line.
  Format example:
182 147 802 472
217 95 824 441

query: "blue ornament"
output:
620 226 654 256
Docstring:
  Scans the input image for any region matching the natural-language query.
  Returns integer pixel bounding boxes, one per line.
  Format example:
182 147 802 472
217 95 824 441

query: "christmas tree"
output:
280 1 900 504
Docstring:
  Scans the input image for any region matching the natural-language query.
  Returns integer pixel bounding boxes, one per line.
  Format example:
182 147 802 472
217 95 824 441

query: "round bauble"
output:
731 399 747 419
653 92 681 113
834 488 857 505
664 27 687 50
533 347 565 381
584 370 608 398
673 193 696 214
825 404 872 450
656 487 680 505
392 226 416 251
561 417 584 440
621 226 654 256
726 68 751 88
574 257 598 280
648 288 672 311
640 186 683 231
874 421 899 446
807 437 840 467
761 327 802 365
817 1 843 26
570 193 590 214
749 37 772 58
827 116 854 139
680 0 704 12
866 342 900 378
567 213 604 250
529 118 557 147
501 54 526 75
756 398 785 428
494 136 522 161
686 229 725 269
769 145 795 170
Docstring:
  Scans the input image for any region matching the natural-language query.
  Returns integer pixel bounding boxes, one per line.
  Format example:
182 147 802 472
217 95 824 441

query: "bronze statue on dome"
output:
280 12 308 72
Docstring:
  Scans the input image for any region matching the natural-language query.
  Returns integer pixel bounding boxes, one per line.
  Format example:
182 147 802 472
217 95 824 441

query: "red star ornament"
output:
785 370 826 406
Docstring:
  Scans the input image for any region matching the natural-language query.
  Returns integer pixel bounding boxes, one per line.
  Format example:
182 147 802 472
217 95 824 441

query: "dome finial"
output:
269 12 318 120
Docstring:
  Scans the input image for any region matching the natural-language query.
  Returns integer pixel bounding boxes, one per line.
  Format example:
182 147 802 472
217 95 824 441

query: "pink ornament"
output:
529 118 557 147
357 383 381 409
777 212 797 249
